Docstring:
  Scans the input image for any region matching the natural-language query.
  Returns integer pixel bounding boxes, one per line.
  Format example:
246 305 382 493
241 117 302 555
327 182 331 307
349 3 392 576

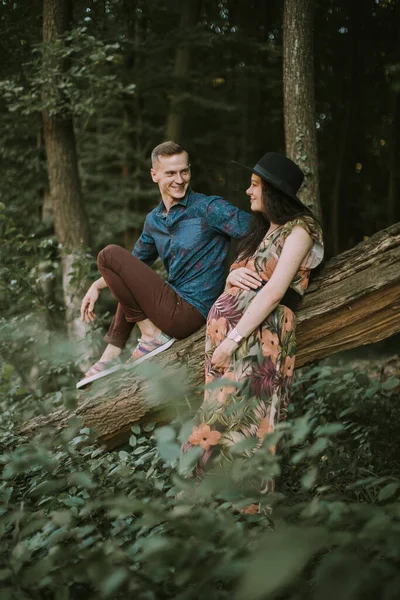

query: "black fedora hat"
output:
233 152 305 207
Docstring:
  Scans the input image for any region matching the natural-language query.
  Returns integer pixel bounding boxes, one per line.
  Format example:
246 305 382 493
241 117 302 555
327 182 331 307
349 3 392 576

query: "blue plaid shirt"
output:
133 189 250 318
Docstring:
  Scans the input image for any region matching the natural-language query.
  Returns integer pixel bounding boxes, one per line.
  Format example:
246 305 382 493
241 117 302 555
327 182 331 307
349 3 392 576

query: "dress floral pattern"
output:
181 216 324 483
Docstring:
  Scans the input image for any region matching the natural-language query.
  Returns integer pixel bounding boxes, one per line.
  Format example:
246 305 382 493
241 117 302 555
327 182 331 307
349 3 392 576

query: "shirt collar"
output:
155 188 192 216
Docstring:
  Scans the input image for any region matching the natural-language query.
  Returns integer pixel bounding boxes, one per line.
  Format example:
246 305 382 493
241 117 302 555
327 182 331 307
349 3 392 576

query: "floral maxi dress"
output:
182 216 324 480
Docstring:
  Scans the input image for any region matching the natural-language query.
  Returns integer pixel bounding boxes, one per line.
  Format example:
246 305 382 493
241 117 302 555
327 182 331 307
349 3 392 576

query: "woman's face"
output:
246 174 264 213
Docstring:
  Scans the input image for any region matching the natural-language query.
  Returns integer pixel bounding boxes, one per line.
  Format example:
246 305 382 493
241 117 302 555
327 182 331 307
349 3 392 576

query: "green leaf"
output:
178 420 195 444
378 482 400 502
68 472 94 489
382 377 399 391
51 510 72 527
62 496 85 507
308 437 329 457
132 446 147 455
157 441 181 463
100 568 128 598
29 479 65 496
236 527 329 600
106 496 144 518
129 434 137 447
291 415 313 445
155 425 176 443
315 423 344 436
301 467 318 490
131 423 140 434
143 421 156 432
179 446 203 476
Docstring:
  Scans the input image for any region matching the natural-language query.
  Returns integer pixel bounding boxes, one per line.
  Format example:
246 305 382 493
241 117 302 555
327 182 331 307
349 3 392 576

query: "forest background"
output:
0 0 400 599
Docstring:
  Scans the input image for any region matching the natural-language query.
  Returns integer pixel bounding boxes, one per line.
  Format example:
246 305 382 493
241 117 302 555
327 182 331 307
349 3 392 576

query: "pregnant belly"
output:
208 288 256 323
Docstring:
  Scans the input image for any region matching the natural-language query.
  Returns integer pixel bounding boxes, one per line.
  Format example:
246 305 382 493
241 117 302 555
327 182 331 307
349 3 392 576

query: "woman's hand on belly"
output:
226 267 263 291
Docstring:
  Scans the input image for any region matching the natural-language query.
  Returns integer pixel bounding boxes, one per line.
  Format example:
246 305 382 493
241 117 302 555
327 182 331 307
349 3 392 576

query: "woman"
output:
181 152 324 492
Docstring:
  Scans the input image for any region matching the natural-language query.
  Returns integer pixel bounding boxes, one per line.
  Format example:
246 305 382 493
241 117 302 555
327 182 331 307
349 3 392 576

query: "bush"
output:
1 353 400 599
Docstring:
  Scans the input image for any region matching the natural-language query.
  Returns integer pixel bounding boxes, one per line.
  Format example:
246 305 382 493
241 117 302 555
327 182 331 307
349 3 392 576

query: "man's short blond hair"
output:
151 141 188 166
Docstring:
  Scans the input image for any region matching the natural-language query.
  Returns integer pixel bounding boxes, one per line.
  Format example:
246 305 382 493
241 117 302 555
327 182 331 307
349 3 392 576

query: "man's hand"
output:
211 338 238 371
80 282 101 323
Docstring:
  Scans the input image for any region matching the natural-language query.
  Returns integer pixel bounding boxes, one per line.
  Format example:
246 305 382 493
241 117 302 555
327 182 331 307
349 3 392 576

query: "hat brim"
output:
232 160 306 210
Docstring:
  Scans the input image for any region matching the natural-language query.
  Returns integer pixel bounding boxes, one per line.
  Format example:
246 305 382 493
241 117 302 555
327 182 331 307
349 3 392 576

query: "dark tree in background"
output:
283 0 321 220
166 0 201 142
315 0 400 253
42 0 90 340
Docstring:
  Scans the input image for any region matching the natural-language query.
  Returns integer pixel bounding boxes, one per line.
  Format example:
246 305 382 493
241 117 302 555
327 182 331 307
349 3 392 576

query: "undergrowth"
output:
1 356 399 600
1 206 400 599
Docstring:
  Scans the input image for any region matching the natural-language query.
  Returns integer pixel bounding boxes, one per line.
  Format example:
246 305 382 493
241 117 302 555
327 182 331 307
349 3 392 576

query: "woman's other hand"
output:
211 338 238 370
226 267 263 291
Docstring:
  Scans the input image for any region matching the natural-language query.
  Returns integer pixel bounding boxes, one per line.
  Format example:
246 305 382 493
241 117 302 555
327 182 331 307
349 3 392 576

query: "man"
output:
79 141 250 386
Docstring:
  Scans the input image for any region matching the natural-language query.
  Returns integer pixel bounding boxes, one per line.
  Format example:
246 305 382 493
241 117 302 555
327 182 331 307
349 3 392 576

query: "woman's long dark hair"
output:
236 180 315 262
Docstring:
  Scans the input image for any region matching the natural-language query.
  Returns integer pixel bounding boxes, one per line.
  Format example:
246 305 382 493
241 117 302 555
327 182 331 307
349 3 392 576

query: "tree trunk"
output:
17 223 400 447
42 0 91 341
165 0 200 142
283 0 321 220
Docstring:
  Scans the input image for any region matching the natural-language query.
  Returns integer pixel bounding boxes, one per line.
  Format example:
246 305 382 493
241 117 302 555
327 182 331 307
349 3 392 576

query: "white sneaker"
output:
76 360 124 390
127 332 176 365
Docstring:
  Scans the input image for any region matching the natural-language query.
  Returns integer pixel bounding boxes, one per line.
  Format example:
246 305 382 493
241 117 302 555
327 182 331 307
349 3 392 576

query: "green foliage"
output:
0 204 105 414
286 364 400 501
0 27 136 119
1 352 400 599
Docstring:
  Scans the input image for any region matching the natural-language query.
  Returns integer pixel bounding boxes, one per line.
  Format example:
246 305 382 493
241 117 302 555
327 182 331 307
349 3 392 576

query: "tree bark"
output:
17 223 400 448
283 0 321 220
165 0 200 142
42 0 91 341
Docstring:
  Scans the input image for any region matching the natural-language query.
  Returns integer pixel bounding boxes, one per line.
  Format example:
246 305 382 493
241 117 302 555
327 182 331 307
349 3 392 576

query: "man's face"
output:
150 153 191 204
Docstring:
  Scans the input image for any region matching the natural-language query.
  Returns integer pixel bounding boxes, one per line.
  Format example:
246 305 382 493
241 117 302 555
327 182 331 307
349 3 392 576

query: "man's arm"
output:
205 197 251 239
81 276 108 323
132 215 159 266
81 216 158 323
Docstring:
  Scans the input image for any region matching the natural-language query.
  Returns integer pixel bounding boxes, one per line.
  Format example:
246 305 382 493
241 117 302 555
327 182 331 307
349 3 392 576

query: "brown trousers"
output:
98 245 205 349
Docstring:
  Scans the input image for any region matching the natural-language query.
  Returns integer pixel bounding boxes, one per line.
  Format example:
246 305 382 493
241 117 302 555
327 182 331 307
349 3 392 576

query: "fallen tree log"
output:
18 223 400 448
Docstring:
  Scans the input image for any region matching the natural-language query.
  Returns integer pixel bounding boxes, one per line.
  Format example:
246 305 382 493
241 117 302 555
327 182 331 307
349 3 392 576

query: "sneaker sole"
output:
132 337 176 365
76 363 125 389
76 338 176 390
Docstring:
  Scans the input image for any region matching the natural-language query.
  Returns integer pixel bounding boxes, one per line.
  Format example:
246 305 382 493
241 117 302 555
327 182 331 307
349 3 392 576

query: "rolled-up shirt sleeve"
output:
205 197 250 240
132 216 159 266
